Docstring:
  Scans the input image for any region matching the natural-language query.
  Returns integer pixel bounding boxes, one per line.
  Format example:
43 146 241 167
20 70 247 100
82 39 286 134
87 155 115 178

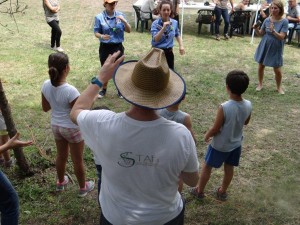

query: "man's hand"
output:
98 51 125 84
70 51 125 125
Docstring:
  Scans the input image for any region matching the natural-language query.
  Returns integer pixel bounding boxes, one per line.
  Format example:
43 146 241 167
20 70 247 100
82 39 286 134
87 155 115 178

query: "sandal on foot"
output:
216 187 227 201
277 89 285 95
189 187 205 200
256 85 263 91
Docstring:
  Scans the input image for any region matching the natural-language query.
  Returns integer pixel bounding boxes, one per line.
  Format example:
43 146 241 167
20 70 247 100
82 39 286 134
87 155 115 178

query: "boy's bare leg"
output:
219 163 234 193
196 162 212 193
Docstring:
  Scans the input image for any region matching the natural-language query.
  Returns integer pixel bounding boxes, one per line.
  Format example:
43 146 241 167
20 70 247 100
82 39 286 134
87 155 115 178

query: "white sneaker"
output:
51 47 56 51
56 47 64 52
56 175 69 191
78 180 95 197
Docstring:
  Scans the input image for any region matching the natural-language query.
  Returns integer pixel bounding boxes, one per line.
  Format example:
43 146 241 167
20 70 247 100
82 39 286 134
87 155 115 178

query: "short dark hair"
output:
226 70 249 95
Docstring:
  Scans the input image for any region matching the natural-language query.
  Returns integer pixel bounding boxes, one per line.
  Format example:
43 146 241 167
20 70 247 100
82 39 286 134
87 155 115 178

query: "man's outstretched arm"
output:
70 51 125 125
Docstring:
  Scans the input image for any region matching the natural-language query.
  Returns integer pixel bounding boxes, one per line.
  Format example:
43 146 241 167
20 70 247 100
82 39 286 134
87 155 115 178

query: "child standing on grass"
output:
41 52 94 197
159 96 196 193
190 70 252 201
0 110 14 167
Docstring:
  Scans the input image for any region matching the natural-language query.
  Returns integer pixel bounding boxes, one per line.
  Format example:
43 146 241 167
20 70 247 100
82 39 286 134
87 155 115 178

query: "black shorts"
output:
99 42 124 66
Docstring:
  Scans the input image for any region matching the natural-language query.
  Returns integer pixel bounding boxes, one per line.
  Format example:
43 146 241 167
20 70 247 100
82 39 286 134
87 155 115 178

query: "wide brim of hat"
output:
113 60 186 110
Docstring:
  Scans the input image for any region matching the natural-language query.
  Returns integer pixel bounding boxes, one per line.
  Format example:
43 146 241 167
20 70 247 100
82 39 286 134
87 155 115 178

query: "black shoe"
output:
98 89 107 99
117 91 123 99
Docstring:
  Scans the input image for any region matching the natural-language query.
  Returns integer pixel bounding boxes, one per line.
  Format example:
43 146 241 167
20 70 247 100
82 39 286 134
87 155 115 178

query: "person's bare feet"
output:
277 88 285 95
256 85 263 91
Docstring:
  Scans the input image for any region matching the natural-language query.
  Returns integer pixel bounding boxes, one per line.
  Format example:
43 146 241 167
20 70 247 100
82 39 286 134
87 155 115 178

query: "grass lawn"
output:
0 0 299 224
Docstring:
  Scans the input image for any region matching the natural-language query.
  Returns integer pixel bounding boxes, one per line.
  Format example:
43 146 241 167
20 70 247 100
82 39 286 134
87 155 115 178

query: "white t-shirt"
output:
141 0 156 20
41 80 79 129
77 110 199 225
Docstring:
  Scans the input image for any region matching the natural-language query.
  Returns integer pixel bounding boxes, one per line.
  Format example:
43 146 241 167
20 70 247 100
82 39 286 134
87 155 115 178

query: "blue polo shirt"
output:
94 10 127 44
151 18 179 49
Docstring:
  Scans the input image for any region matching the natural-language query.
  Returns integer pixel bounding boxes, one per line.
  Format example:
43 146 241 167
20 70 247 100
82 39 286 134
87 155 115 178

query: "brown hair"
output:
271 0 285 18
158 0 174 17
48 52 69 87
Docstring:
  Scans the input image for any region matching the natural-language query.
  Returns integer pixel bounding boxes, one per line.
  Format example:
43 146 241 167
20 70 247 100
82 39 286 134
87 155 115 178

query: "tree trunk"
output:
0 80 32 175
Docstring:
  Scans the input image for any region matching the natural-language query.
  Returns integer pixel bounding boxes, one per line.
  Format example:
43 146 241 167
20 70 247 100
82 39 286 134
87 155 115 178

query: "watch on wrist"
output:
91 77 103 88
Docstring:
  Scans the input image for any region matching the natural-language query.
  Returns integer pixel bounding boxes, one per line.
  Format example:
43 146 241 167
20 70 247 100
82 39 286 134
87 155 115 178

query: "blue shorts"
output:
205 145 241 168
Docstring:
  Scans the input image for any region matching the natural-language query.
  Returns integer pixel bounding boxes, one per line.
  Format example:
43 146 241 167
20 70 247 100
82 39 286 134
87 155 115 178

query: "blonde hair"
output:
270 0 285 18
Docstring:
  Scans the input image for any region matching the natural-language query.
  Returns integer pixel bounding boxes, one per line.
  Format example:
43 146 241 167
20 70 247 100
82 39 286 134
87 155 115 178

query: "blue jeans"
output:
214 7 230 35
0 170 19 225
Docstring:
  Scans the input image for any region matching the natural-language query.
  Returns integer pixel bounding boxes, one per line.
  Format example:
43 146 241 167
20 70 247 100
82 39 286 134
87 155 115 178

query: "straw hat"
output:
113 48 186 109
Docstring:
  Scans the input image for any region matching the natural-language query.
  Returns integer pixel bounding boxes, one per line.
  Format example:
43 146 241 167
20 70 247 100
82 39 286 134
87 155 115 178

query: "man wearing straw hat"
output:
71 48 199 224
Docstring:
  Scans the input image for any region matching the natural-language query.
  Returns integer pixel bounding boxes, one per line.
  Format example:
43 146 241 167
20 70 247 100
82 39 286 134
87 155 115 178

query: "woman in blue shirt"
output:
94 0 131 98
151 0 185 69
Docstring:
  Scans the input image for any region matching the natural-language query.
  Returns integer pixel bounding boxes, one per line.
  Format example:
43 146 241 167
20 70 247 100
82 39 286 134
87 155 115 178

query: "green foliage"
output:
0 0 299 224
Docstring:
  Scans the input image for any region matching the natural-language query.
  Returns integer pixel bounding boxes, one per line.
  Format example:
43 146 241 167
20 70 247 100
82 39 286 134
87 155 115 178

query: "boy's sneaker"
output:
98 89 107 98
224 34 229 40
215 34 220 41
189 187 205 200
56 175 69 191
78 180 95 197
117 91 123 99
216 187 227 201
56 47 64 52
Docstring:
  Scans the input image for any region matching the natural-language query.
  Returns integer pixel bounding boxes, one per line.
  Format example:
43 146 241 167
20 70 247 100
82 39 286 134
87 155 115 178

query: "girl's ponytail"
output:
47 52 69 87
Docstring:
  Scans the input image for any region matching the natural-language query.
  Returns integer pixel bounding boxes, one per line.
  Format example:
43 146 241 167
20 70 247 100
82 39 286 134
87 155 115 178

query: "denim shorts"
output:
51 125 83 143
205 145 241 168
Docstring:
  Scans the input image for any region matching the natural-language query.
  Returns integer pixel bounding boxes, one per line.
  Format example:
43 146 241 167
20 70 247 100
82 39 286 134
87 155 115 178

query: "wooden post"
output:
0 80 31 174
